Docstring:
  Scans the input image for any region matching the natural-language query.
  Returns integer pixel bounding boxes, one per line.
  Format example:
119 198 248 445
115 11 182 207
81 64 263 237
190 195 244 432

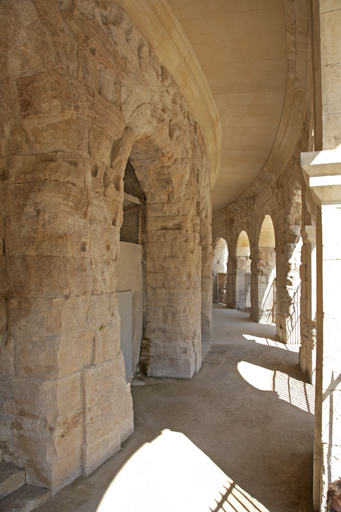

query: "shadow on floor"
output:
36 307 314 512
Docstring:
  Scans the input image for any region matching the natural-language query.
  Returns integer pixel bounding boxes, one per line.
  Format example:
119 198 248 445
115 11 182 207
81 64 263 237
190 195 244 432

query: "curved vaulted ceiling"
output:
115 0 287 211
169 0 287 212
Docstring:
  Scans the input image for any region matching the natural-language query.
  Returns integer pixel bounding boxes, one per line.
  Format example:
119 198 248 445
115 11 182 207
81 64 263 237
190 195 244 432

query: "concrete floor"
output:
37 305 314 512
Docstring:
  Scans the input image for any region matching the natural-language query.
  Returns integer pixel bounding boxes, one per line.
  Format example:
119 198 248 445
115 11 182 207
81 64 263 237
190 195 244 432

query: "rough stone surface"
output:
0 0 211 495
0 462 25 499
0 484 51 512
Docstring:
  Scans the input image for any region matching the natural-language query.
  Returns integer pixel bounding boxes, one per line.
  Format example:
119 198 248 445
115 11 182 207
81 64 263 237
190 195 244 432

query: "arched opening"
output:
127 125 205 379
212 238 228 304
236 231 251 312
117 159 146 381
257 215 276 324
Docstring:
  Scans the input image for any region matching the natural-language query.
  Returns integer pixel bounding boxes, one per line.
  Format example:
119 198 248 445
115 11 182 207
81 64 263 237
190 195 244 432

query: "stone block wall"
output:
275 156 303 344
0 0 211 493
134 154 205 377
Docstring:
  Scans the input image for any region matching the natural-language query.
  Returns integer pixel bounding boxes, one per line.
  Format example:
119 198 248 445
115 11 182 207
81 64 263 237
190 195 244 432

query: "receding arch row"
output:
212 216 276 327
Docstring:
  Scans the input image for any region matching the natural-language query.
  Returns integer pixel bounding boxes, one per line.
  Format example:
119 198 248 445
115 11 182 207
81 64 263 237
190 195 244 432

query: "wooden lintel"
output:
124 192 143 205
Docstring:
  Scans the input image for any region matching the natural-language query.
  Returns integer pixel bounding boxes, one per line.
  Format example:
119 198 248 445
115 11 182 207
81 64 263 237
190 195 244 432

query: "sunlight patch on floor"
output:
243 334 300 352
238 361 315 414
96 429 269 512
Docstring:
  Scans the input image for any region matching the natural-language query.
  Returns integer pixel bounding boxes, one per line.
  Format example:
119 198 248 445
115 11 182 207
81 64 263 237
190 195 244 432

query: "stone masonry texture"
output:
0 0 211 494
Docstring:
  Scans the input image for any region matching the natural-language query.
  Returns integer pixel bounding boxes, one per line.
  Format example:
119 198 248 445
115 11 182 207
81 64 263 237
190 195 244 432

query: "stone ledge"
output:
0 462 25 499
0 484 51 512
301 148 341 203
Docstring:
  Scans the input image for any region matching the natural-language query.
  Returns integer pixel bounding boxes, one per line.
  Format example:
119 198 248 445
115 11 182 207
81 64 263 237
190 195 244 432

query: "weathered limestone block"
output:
143 288 202 379
74 87 126 139
82 357 133 476
146 215 192 233
89 125 115 168
8 153 87 187
5 182 88 259
145 273 165 289
16 70 73 117
1 374 85 493
144 305 200 344
4 378 57 422
5 258 92 298
1 11 61 81
164 261 201 290
146 200 194 218
148 354 197 380
10 294 121 380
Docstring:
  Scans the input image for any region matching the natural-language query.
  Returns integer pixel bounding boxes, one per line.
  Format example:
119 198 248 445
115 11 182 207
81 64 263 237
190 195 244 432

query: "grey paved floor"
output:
37 305 314 512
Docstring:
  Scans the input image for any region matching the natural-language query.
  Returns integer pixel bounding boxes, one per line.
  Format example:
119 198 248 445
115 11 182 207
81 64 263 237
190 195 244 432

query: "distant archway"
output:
212 238 228 304
236 231 251 311
257 215 276 324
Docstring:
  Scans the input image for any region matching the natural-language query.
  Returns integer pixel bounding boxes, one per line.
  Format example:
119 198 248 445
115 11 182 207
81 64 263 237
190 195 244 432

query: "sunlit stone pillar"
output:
301 150 341 511
304 0 341 507
300 225 317 385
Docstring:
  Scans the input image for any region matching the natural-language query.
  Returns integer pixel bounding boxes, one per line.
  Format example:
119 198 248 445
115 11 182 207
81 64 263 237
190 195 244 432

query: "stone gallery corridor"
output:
31 305 314 512
0 1 340 511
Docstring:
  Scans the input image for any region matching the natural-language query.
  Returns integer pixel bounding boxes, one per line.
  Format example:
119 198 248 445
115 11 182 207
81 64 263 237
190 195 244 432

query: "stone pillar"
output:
142 195 202 379
301 151 341 511
130 119 207 379
302 1 341 507
300 225 317 384
200 208 213 344
276 239 302 344
226 255 237 309
0 150 133 493
250 253 258 321
275 180 302 345
200 165 213 345
0 3 134 493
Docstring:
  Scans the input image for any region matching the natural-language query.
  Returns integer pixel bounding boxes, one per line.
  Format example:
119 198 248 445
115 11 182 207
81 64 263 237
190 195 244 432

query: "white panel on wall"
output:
118 291 133 382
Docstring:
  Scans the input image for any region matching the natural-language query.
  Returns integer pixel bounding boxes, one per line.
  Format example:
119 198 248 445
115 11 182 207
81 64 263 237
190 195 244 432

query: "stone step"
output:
0 484 51 512
0 462 25 499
